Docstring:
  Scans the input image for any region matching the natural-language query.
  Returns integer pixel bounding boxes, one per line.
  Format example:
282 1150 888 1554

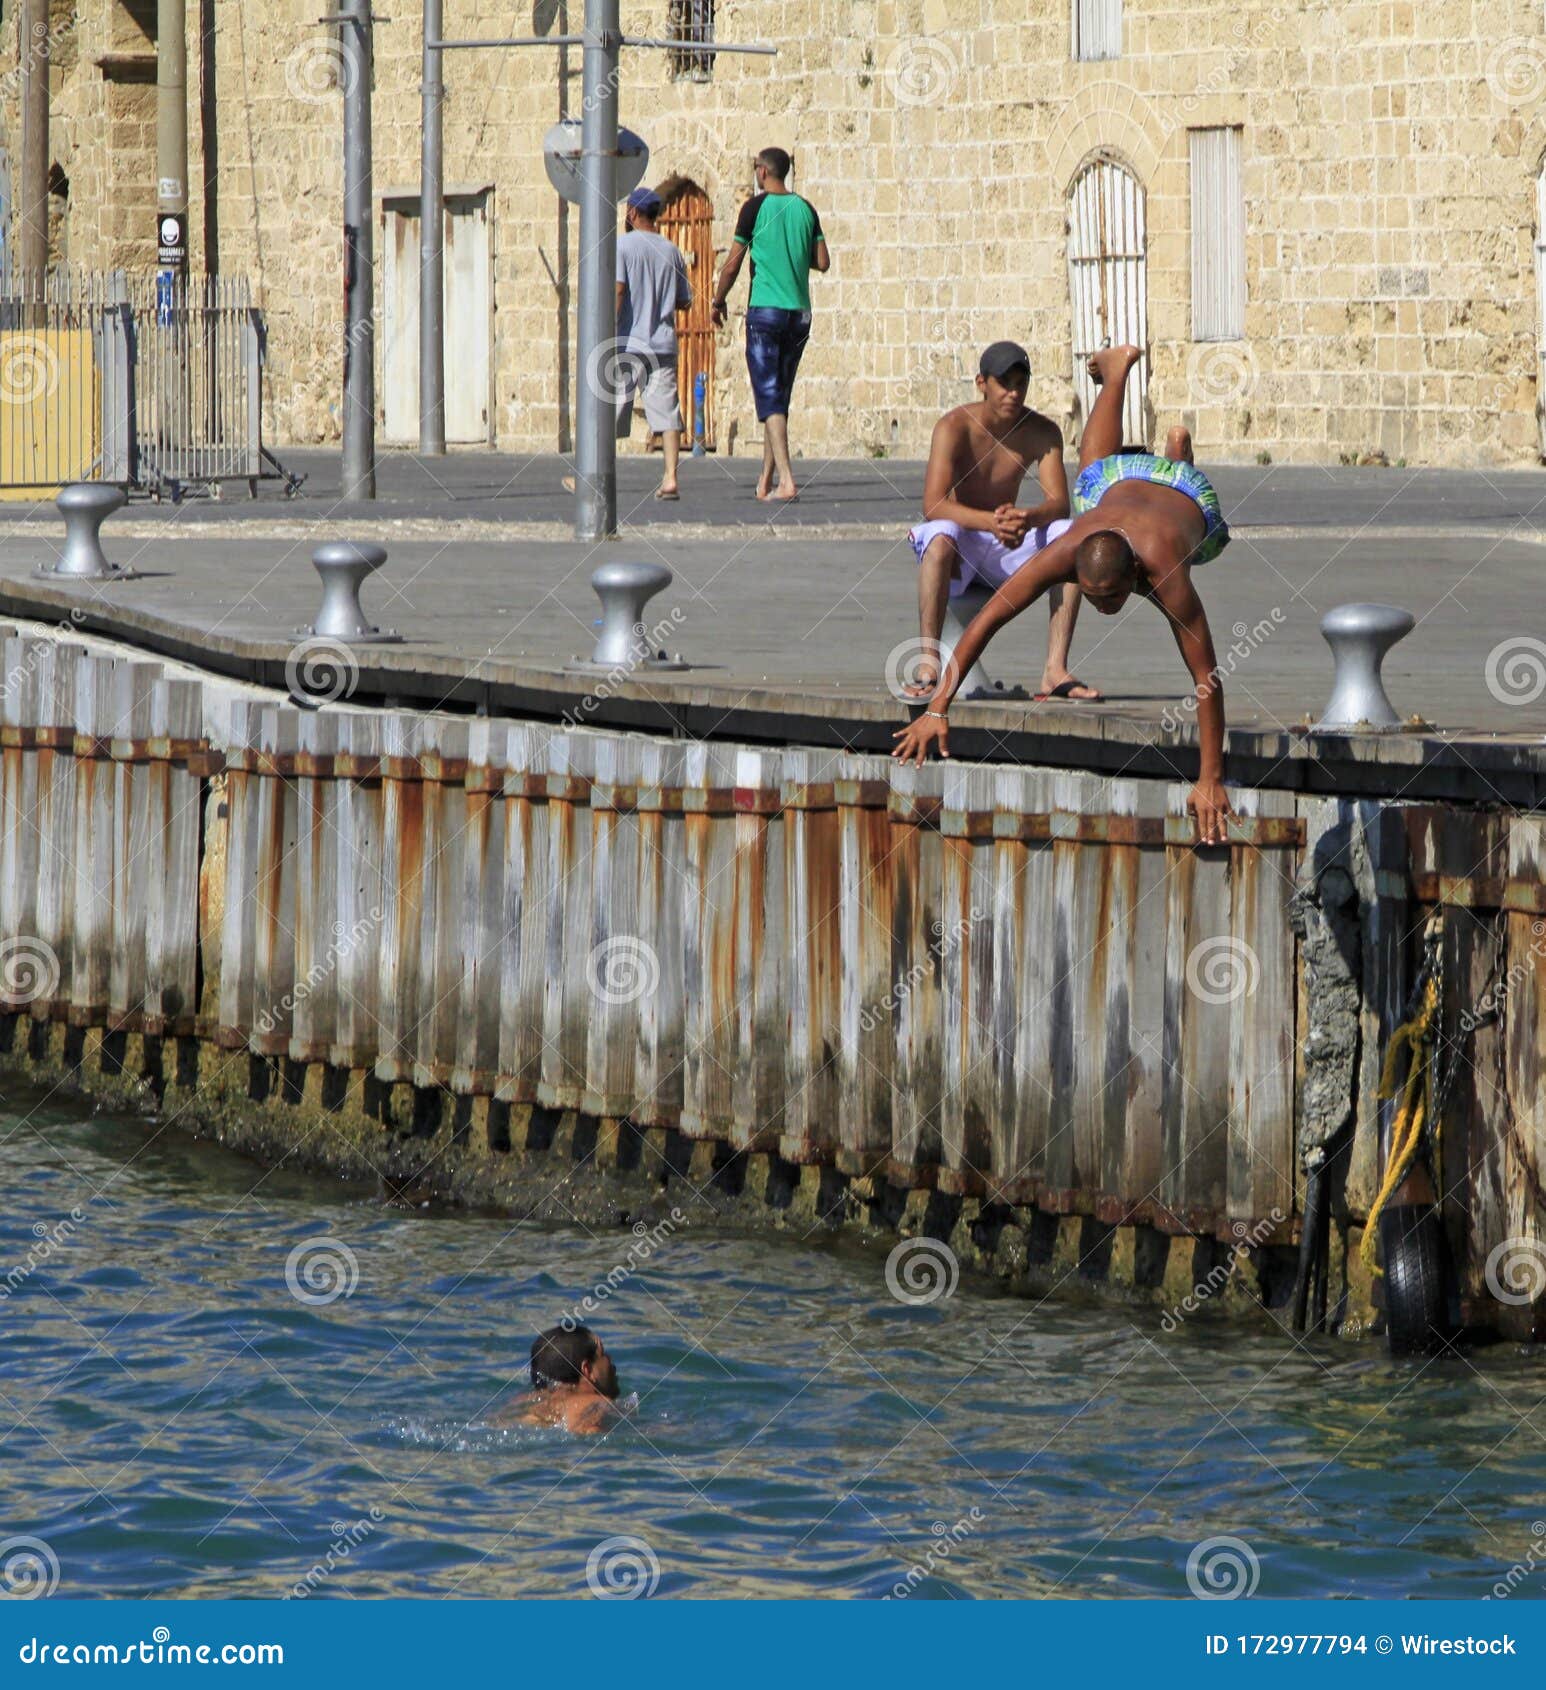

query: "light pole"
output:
419 0 446 454
573 0 621 542
340 0 376 500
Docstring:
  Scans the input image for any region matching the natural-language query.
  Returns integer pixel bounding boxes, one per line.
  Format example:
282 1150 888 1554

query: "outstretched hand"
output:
1188 778 1233 846
892 713 950 767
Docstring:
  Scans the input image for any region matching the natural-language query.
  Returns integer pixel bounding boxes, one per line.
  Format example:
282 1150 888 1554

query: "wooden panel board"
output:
939 762 999 1194
216 700 262 1042
452 718 507 1096
330 712 386 1070
731 747 784 1150
631 738 686 1129
1118 779 1171 1217
375 713 427 1083
680 742 740 1140
413 718 471 1087
1502 815 1546 1317
887 760 945 1179
289 711 340 1062
781 747 842 1164
106 660 161 1030
583 733 645 1119
69 654 118 1025
1225 786 1299 1230
836 752 894 1175
495 723 553 1104
249 705 300 1058
144 678 204 1035
538 732 594 1112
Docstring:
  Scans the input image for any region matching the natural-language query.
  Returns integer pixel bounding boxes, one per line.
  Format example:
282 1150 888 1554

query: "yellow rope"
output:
1359 973 1440 1276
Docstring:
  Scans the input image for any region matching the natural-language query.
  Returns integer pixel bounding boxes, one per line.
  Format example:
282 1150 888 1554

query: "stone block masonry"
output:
3 2 1544 464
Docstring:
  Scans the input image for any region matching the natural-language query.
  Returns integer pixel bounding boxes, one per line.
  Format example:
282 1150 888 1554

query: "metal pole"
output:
341 0 376 499
17 0 49 280
574 0 620 541
418 0 446 453
156 1 189 257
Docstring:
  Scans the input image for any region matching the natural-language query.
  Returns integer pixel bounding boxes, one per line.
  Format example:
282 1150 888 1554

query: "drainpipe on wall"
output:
18 0 49 279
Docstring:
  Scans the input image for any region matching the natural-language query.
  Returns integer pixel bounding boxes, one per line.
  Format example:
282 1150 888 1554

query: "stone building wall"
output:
3 0 1545 465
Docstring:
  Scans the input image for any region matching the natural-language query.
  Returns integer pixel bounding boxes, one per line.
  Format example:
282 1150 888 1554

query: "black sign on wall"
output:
157 212 187 269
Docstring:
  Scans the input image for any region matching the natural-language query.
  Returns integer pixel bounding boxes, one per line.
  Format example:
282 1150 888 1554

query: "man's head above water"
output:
530 1324 620 1399
1074 528 1138 614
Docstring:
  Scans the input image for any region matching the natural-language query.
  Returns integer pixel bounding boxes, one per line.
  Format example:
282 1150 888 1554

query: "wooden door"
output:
657 178 717 449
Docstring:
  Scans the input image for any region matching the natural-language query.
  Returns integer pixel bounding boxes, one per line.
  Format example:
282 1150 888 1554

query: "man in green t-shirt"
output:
711 146 830 502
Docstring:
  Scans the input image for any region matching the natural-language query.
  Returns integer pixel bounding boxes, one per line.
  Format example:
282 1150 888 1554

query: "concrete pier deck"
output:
2 454 1545 802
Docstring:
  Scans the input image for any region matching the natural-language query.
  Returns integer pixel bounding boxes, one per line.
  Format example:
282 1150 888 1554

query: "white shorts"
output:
908 517 1075 598
615 352 684 436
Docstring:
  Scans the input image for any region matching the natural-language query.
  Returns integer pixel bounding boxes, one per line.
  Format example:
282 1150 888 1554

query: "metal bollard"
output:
301 542 401 643
1314 602 1415 730
569 560 689 672
940 586 1023 701
692 371 707 459
38 484 133 581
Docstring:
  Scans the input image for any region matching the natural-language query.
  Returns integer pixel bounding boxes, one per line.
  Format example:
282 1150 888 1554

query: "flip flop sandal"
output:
1033 679 1104 703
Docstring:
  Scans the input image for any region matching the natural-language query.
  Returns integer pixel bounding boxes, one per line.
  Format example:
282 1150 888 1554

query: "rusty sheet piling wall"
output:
1 624 1543 1335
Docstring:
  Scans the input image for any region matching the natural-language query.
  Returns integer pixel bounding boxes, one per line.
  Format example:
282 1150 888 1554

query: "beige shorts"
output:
615 352 684 436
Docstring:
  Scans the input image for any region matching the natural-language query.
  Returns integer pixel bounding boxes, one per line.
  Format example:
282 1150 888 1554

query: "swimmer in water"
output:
489 1324 622 1436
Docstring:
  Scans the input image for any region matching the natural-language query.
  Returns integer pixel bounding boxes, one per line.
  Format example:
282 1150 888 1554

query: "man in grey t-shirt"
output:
615 187 693 501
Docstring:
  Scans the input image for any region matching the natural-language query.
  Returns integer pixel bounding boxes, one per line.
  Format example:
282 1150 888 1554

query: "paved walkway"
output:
3 449 1546 534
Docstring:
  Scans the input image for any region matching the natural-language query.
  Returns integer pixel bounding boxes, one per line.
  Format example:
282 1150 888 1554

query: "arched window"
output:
1067 153 1149 445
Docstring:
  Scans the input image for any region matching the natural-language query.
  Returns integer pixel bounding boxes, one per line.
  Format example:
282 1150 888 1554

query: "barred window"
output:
1073 0 1121 63
667 0 715 82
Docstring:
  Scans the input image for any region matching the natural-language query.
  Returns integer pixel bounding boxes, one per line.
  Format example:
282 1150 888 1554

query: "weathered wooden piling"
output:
0 626 1542 1337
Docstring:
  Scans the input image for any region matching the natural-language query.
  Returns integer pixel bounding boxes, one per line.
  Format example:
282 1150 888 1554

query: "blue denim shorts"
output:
744 307 812 421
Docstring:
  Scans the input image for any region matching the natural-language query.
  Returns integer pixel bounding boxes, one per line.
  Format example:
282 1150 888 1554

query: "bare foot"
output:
562 474 576 493
1163 424 1194 464
754 473 774 500
1086 344 1144 387
655 482 680 500
769 484 800 502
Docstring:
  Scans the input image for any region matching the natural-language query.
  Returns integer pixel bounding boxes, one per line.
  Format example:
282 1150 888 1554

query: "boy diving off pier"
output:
892 344 1235 845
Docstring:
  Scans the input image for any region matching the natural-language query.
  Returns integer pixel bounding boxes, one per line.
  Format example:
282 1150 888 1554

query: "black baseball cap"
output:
979 340 1031 380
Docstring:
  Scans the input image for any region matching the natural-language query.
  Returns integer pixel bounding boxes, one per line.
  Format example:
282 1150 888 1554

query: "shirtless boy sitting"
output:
907 340 1099 702
893 345 1235 844
488 1324 623 1437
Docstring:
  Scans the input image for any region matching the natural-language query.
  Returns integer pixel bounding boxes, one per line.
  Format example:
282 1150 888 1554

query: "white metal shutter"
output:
1190 127 1245 341
1067 154 1149 444
1073 0 1122 63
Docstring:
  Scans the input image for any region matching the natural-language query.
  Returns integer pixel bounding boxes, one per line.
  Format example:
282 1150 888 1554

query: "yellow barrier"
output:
0 328 101 499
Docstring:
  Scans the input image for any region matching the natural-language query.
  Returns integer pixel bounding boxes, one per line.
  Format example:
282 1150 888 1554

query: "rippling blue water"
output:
1 1085 1542 1599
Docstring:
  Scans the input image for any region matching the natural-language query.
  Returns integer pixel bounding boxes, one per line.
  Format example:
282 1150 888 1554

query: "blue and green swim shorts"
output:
1071 453 1231 565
